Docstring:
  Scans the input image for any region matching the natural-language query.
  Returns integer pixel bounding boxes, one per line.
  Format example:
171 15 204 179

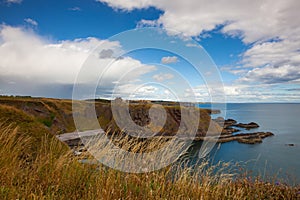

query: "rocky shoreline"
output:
212 117 274 144
193 131 274 144
58 117 274 150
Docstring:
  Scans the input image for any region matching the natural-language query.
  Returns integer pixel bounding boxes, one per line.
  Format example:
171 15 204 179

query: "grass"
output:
0 122 299 199
0 96 76 134
0 97 299 199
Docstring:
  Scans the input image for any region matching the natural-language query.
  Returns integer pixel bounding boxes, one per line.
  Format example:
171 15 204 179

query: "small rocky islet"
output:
211 117 274 144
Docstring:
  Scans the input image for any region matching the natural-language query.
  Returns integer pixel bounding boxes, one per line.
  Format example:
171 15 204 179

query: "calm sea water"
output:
197 103 300 183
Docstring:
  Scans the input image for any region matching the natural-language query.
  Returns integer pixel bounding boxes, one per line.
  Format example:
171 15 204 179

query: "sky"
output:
0 0 300 102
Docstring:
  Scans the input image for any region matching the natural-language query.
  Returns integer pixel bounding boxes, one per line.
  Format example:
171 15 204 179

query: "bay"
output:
197 103 300 184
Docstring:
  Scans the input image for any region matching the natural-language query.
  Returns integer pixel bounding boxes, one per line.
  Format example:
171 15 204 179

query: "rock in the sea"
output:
285 143 295 147
224 119 237 127
222 127 240 134
217 131 274 144
236 132 274 144
237 136 263 144
234 122 259 129
213 118 237 128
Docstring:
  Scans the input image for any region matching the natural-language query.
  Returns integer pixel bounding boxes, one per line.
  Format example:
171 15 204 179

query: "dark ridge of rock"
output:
225 119 237 127
216 132 274 144
285 143 295 147
214 118 237 127
234 132 274 138
237 137 262 144
233 122 259 129
213 118 240 135
222 127 240 135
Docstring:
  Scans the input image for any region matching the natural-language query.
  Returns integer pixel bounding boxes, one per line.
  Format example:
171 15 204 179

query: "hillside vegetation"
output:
0 96 220 137
0 96 299 199
0 96 76 134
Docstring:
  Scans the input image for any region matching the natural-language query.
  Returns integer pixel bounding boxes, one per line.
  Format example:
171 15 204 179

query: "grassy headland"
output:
0 96 299 199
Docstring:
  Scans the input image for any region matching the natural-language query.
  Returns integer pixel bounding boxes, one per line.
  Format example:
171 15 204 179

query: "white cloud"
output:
221 66 248 75
136 19 159 28
98 0 300 87
0 25 156 97
243 38 300 68
186 83 300 103
98 0 300 42
161 56 178 64
24 18 38 26
238 65 300 84
96 0 152 11
113 84 163 100
152 73 174 81
69 7 81 11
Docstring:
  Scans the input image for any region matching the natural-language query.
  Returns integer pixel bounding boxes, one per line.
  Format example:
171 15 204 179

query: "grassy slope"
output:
0 96 221 136
0 96 76 134
0 96 299 199
0 117 299 199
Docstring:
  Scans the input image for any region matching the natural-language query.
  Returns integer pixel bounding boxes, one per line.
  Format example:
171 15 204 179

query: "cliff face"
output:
0 96 222 137
104 102 222 137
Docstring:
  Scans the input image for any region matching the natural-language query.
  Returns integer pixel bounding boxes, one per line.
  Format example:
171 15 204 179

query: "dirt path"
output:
56 129 104 142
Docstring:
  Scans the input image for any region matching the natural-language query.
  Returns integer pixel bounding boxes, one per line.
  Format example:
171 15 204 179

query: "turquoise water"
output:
198 103 300 183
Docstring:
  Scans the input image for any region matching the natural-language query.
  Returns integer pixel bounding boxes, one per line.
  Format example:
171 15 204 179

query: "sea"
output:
195 103 300 184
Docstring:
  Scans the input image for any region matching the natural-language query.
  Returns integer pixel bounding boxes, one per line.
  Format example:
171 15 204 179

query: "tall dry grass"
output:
0 123 299 199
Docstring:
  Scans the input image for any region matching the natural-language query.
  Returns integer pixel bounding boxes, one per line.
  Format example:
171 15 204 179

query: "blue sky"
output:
0 0 300 102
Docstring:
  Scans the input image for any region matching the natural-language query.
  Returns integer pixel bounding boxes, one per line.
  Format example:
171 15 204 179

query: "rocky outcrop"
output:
234 122 259 129
235 132 274 144
212 117 273 144
193 131 274 144
224 119 237 127
222 127 240 135
214 118 239 135
285 143 296 147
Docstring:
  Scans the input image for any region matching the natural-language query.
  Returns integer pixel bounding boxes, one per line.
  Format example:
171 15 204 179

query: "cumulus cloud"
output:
186 83 300 102
113 84 158 99
136 19 159 28
96 0 152 11
243 38 300 68
238 65 300 84
98 0 300 86
24 18 38 26
98 0 300 42
0 25 156 98
152 73 174 81
236 38 300 84
161 56 178 64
